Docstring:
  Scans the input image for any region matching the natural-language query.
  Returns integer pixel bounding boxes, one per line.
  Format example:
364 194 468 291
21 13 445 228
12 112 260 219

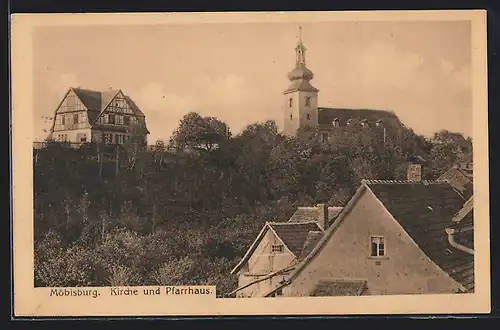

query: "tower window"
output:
306 113 310 120
289 98 293 108
305 96 311 107
290 114 293 120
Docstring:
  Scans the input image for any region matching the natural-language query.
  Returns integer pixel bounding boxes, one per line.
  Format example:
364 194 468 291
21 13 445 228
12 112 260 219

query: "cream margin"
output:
11 10 490 317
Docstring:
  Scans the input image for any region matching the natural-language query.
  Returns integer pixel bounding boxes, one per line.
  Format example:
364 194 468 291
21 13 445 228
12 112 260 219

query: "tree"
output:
169 112 231 152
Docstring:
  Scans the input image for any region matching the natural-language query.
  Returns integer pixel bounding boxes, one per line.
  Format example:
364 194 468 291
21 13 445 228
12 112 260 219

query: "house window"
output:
104 133 112 144
103 114 109 124
370 236 385 257
289 98 293 108
116 115 124 125
117 134 124 144
271 244 284 253
305 96 311 107
124 116 130 126
61 115 66 125
322 133 329 142
73 113 79 124
109 114 115 125
306 113 310 120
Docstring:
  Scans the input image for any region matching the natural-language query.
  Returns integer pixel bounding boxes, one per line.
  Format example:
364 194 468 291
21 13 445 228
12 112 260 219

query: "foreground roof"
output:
268 222 322 257
265 180 474 296
310 279 368 296
230 221 322 274
365 180 474 292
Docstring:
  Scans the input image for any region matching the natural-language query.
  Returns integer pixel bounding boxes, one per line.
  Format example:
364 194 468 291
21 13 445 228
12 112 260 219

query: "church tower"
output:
283 26 319 136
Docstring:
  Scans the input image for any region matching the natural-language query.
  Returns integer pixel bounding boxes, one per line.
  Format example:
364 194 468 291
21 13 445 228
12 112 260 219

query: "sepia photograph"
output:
11 10 489 316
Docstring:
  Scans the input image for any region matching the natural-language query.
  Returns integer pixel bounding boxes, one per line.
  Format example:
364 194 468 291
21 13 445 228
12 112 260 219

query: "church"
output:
282 28 402 139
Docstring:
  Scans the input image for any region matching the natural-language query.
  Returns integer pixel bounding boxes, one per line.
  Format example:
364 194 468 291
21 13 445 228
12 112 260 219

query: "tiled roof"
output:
439 167 473 200
310 279 367 296
317 107 401 129
299 231 324 260
68 87 147 129
269 222 322 256
288 206 343 223
365 181 474 292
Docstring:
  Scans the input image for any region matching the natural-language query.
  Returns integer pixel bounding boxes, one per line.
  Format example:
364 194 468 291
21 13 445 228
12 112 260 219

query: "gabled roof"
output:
288 206 343 224
310 279 367 296
230 221 322 275
55 87 148 132
364 180 474 292
268 222 322 257
265 179 474 296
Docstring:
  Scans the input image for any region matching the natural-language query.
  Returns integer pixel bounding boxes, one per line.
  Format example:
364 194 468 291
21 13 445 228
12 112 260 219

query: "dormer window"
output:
305 96 311 107
289 98 293 108
272 244 284 253
346 119 352 126
360 120 368 128
332 118 340 127
376 120 383 127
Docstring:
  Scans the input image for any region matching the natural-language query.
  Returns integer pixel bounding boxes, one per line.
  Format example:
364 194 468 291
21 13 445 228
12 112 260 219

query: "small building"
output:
48 87 149 145
439 162 473 199
229 204 343 298
258 179 474 297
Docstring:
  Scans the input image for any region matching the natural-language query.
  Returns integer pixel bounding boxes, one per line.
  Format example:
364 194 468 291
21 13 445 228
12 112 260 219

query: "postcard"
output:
11 10 490 317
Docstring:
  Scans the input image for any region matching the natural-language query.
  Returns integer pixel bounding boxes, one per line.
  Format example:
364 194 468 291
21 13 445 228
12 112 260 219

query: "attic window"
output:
271 244 284 253
370 236 385 257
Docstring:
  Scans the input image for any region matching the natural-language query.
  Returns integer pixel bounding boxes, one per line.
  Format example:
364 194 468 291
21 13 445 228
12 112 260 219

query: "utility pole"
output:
115 145 119 177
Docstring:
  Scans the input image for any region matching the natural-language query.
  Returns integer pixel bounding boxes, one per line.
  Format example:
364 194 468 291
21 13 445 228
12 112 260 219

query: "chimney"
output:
407 163 422 182
316 203 328 231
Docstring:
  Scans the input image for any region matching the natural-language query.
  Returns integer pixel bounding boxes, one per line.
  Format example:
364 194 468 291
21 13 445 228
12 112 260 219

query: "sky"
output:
32 20 472 143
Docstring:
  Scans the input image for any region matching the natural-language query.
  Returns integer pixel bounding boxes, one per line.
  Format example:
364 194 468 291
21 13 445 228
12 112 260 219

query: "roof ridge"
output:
362 179 450 185
270 221 319 225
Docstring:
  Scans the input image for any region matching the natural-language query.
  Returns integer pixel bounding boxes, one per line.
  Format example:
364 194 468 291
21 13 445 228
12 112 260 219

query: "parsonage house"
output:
47 87 149 145
230 176 474 298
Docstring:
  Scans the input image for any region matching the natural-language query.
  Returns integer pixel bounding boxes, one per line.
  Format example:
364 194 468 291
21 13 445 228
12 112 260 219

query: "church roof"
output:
284 79 319 94
317 107 402 129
